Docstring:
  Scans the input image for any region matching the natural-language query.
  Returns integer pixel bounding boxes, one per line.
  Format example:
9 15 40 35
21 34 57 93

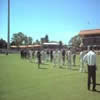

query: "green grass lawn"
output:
0 54 100 100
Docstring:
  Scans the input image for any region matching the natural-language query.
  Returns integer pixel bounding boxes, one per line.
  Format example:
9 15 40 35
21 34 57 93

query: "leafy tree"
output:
28 37 32 45
23 36 32 45
68 35 82 48
23 36 28 45
11 32 33 46
12 32 25 46
59 41 63 48
45 34 49 42
10 41 16 45
36 39 40 44
40 38 45 44
0 38 7 48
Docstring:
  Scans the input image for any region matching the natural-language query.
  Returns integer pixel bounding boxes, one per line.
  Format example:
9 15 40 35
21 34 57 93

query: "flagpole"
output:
7 0 10 54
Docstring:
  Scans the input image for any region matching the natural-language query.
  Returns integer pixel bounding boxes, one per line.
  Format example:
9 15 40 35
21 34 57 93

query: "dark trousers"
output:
38 58 41 68
88 65 96 90
50 55 53 62
62 56 65 64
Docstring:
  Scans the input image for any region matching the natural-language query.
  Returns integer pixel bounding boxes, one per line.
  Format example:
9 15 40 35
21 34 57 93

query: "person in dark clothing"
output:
72 53 76 66
46 49 50 62
62 49 66 65
50 49 53 62
37 50 41 68
83 46 97 91
88 65 96 91
20 49 24 59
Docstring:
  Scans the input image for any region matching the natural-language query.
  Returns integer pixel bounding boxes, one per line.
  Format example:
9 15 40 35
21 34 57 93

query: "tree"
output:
45 34 49 42
11 32 33 46
36 39 40 44
23 36 28 45
23 36 33 45
28 37 32 45
10 41 16 45
12 32 25 46
59 41 63 48
68 35 82 48
0 39 7 48
41 38 45 44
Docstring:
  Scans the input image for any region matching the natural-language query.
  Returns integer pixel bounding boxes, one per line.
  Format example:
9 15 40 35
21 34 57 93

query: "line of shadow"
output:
41 63 49 65
93 90 100 93
72 68 79 71
59 67 67 69
38 67 48 69
93 83 100 93
96 83 100 85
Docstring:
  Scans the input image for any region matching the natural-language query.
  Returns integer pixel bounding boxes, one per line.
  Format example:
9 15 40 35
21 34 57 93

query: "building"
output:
79 29 100 49
10 44 41 50
42 42 59 49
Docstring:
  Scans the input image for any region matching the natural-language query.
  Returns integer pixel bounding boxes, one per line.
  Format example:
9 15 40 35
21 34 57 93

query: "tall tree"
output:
10 41 16 45
36 39 40 44
23 36 28 45
0 39 7 48
28 37 32 45
12 32 25 46
23 36 33 45
68 35 82 48
59 41 63 48
45 34 49 42
12 32 33 46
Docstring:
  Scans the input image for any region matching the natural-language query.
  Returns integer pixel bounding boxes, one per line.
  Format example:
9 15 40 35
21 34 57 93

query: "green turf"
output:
0 54 100 100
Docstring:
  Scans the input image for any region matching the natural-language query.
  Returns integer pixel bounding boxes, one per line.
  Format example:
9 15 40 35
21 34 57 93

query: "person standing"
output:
50 49 53 62
41 50 45 64
53 49 58 67
57 49 62 67
62 49 66 65
46 49 50 62
83 46 97 91
29 49 33 63
37 50 41 68
67 48 72 69
72 47 76 66
79 49 85 72
72 52 76 66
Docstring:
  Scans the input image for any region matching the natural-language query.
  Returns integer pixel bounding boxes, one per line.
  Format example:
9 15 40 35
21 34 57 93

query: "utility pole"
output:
7 0 10 54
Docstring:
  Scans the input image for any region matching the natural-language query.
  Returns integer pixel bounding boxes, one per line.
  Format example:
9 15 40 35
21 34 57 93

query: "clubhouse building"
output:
79 29 100 49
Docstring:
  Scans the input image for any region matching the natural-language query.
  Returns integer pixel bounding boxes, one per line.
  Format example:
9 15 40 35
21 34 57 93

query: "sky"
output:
0 0 100 44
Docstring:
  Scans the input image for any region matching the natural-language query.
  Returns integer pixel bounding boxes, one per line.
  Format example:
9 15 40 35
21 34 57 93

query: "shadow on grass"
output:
38 67 48 69
93 90 100 93
96 83 100 85
59 67 66 69
92 83 100 93
72 68 79 71
41 63 49 65
72 64 80 67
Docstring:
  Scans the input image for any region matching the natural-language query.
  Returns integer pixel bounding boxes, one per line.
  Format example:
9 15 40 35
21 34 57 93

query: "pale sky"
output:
0 0 100 44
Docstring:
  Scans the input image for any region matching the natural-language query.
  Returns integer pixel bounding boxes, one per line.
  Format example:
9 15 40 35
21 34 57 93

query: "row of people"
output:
20 46 98 91
35 48 76 69
20 48 86 72
20 48 76 67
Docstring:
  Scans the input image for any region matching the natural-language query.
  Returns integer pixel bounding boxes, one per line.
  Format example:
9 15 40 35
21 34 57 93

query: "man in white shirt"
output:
83 46 97 91
72 47 76 66
57 50 62 67
53 49 58 67
41 50 45 64
29 49 33 63
80 49 85 72
67 48 72 69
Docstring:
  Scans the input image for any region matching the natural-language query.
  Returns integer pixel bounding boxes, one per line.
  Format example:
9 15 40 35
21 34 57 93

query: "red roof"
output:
79 29 100 36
